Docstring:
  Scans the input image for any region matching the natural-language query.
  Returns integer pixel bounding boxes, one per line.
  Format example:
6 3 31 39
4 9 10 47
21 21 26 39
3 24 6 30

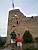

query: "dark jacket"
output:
10 32 16 39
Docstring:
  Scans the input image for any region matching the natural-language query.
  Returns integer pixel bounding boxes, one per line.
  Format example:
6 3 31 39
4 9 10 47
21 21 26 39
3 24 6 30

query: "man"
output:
10 31 16 48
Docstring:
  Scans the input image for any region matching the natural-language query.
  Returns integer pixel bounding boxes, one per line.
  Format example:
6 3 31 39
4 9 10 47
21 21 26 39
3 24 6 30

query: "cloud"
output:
14 7 37 17
0 14 8 37
0 7 37 37
8 7 37 17
26 14 37 17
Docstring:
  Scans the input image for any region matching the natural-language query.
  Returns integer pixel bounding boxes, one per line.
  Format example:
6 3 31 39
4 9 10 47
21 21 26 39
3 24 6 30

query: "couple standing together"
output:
10 31 23 50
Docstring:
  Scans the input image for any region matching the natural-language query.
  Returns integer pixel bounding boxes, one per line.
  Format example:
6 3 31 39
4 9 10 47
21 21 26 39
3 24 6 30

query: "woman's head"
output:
17 32 21 37
18 34 20 37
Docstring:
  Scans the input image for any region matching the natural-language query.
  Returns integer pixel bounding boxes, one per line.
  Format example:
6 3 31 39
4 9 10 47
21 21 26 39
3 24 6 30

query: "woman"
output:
16 33 23 50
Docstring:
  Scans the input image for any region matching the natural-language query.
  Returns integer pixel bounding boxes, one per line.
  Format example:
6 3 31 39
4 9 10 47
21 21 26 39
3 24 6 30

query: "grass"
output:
23 48 38 50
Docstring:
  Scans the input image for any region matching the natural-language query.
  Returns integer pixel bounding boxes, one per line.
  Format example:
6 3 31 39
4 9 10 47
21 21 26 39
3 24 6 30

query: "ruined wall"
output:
7 9 38 44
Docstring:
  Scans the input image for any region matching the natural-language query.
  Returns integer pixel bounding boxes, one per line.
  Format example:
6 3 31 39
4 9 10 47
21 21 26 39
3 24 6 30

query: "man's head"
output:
13 30 15 33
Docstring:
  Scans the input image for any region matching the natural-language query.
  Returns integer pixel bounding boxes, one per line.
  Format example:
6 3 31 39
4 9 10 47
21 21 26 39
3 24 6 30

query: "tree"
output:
0 37 6 47
23 30 33 43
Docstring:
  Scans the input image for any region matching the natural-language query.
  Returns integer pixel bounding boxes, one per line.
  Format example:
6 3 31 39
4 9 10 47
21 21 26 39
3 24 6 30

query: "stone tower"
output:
7 9 25 44
7 9 38 44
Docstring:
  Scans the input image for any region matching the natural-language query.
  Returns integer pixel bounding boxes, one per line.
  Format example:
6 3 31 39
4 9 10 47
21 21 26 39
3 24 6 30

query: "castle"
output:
7 9 38 44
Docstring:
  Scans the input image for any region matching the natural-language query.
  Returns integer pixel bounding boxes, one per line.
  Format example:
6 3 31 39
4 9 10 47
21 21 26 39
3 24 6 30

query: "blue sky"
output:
0 0 38 37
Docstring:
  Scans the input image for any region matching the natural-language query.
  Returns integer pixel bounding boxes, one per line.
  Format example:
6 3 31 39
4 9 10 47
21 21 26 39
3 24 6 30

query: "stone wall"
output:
7 9 38 44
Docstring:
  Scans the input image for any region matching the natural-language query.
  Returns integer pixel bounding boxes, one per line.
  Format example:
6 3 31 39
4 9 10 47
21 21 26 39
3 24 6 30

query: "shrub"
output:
0 37 6 48
23 44 32 50
23 30 33 43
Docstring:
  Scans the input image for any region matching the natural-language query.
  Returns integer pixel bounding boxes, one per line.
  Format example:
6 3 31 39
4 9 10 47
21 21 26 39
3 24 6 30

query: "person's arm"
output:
16 38 17 42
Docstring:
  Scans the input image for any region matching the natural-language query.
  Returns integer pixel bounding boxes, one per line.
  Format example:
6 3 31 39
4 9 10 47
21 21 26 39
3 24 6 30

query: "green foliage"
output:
24 45 32 50
23 44 38 50
23 30 33 43
0 37 6 48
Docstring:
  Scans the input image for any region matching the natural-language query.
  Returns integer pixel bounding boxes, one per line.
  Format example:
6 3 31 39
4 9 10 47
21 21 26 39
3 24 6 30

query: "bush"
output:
0 37 6 48
23 45 32 50
23 30 33 43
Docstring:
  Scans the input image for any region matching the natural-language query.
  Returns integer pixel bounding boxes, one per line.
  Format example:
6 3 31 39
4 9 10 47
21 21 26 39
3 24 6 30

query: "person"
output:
16 33 23 50
10 31 16 40
10 31 16 48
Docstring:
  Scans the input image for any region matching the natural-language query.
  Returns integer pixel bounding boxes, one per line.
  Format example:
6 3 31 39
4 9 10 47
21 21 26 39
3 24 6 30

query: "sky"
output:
0 0 38 37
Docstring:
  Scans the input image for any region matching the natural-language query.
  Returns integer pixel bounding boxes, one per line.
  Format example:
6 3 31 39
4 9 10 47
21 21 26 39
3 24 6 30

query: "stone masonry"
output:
7 9 38 44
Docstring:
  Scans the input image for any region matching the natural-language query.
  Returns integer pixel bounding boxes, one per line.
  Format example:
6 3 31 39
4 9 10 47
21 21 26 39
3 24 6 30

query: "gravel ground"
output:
1 45 16 50
1 45 11 50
